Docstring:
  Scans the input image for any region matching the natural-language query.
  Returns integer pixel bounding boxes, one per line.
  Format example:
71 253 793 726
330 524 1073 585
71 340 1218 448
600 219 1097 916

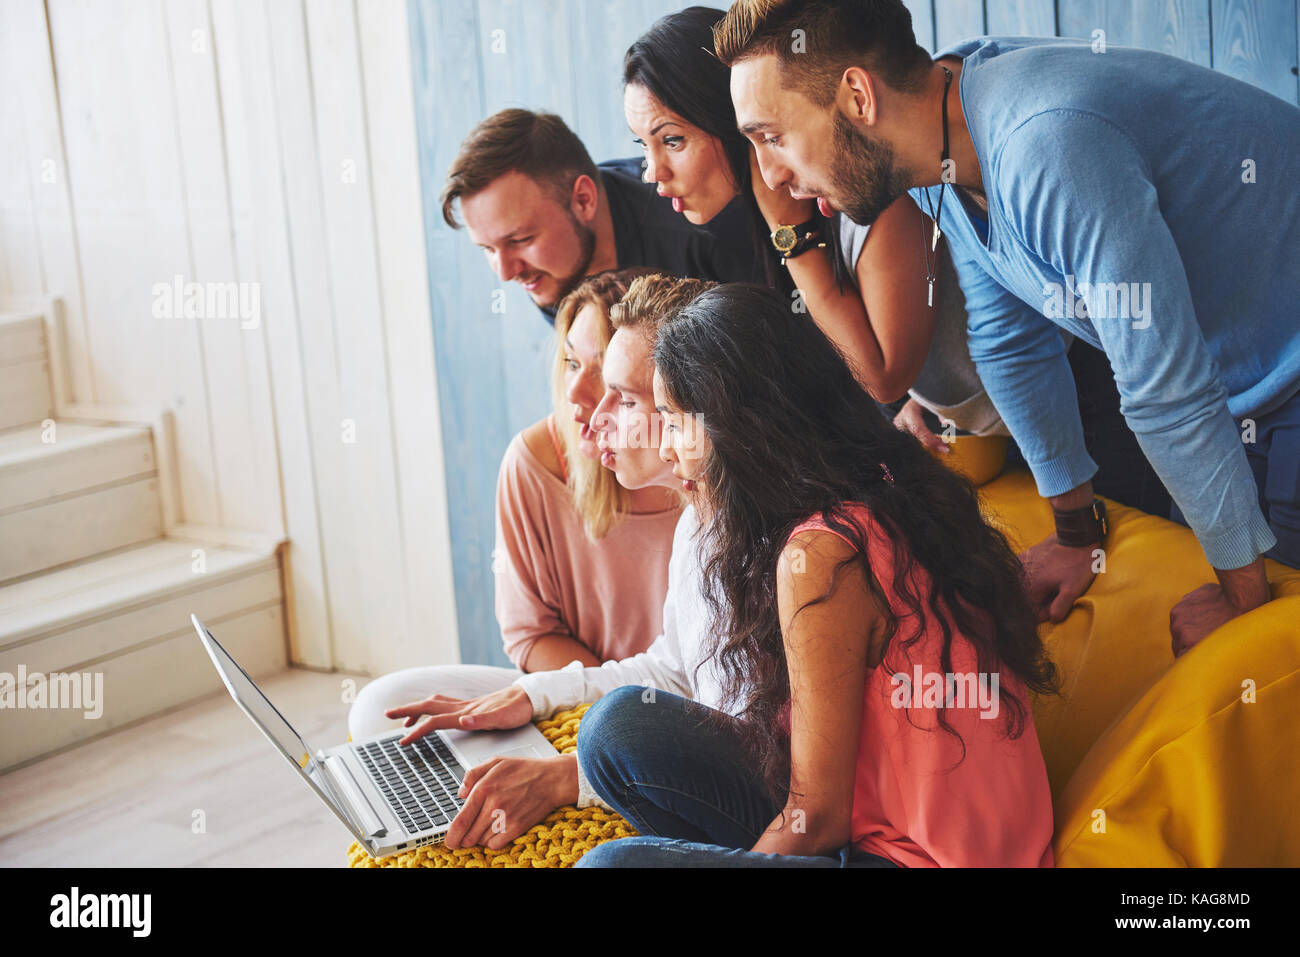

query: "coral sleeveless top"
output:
788 502 1054 867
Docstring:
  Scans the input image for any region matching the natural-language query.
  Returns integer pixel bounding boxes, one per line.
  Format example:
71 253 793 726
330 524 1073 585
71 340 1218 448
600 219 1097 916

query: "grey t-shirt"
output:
837 212 1010 436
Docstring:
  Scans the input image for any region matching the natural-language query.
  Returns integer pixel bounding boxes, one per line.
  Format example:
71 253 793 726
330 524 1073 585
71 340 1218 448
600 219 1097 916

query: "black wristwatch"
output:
1053 498 1109 548
770 216 825 264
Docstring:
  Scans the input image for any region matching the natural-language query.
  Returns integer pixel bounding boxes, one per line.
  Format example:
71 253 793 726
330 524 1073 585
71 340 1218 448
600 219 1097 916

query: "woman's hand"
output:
893 397 950 454
444 753 579 850
385 684 534 746
748 143 815 230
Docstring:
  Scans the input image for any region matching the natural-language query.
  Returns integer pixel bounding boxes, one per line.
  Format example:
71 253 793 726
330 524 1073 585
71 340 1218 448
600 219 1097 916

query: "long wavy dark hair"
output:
623 6 853 299
653 283 1058 801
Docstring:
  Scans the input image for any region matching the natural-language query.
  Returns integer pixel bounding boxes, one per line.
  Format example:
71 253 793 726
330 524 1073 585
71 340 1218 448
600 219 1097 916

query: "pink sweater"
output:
493 416 682 669
789 503 1055 868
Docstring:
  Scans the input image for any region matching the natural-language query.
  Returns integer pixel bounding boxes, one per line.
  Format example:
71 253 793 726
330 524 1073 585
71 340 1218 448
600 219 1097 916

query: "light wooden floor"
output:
0 667 371 867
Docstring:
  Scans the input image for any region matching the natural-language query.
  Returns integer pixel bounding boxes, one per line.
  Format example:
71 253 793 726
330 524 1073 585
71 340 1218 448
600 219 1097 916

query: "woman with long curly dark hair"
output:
576 282 1059 868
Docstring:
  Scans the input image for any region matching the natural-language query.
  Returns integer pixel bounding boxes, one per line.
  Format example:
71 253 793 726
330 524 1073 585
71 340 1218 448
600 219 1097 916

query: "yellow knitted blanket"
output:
346 704 637 868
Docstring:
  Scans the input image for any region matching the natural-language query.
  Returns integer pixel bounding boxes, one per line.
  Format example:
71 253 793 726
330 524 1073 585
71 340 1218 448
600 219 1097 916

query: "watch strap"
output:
1053 498 1108 548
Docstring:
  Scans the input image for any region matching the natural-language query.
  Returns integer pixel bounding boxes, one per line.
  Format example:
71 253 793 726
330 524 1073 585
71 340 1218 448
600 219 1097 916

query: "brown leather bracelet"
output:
1053 498 1108 548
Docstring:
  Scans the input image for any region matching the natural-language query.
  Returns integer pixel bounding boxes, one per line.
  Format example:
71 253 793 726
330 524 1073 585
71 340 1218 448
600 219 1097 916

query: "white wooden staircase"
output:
0 302 287 771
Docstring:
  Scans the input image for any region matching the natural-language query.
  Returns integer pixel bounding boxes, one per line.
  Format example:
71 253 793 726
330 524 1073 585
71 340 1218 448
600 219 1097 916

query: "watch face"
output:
772 225 797 253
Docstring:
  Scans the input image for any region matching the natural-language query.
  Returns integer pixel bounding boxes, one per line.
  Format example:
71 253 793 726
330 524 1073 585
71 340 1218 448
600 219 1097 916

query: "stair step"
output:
0 603 286 772
0 536 285 770
0 420 155 511
0 312 53 432
0 421 165 582
0 536 278 649
0 312 46 362
0 420 162 583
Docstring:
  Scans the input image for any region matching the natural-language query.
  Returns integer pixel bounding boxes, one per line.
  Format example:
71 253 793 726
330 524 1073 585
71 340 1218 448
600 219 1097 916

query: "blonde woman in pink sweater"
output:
348 269 682 743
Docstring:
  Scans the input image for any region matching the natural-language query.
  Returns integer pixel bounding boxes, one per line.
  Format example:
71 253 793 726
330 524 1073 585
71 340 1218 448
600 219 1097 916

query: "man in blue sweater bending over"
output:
716 0 1300 654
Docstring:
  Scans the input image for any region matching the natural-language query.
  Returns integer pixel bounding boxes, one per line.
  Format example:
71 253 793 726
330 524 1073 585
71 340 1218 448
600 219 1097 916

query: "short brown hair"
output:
441 109 599 229
714 0 931 106
610 274 718 341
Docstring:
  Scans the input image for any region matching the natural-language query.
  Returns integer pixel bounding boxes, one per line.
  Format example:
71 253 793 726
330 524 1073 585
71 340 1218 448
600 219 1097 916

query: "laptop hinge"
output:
320 753 388 840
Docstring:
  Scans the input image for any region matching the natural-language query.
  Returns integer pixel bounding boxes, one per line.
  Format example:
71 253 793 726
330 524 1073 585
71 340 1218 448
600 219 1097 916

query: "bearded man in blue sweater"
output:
716 0 1300 655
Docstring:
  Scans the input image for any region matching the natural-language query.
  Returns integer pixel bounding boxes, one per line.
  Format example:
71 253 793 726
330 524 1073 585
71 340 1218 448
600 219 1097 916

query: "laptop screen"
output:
193 616 315 771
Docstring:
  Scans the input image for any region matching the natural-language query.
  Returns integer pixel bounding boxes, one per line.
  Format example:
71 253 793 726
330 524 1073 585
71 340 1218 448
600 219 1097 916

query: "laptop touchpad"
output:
493 745 544 760
443 726 555 767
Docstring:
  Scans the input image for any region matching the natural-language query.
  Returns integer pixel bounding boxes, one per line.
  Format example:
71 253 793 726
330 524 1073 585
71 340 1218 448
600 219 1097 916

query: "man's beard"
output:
542 210 598 308
829 111 910 227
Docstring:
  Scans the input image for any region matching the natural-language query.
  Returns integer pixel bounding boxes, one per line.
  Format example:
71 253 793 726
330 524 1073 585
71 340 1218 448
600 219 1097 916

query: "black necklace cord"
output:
921 65 954 305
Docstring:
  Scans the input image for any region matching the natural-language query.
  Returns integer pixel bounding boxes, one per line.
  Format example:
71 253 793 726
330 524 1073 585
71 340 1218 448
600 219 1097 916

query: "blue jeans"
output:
1168 387 1300 569
573 686 900 868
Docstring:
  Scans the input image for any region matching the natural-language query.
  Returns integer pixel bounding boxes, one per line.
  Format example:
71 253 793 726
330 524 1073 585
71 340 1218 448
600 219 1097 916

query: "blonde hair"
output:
610 273 718 339
551 268 664 540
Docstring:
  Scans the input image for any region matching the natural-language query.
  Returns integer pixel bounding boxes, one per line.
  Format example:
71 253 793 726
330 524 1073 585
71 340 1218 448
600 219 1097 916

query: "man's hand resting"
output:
444 753 579 850
1170 559 1270 657
1169 584 1241 657
1020 533 1098 623
386 684 533 746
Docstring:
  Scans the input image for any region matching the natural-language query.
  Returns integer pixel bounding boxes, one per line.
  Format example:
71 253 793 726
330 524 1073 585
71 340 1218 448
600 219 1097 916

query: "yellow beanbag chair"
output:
933 434 1010 486
975 468 1300 866
346 704 637 868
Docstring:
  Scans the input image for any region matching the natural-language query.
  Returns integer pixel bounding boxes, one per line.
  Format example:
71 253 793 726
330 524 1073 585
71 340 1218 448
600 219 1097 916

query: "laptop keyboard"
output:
355 733 466 834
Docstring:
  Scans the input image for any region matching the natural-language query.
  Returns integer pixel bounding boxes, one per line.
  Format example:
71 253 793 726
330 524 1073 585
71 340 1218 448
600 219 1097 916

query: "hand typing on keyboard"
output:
386 684 534 747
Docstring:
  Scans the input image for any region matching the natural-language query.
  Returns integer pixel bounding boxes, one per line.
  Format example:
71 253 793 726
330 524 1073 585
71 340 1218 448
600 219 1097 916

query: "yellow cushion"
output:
1052 608 1300 865
977 469 1300 866
931 434 1010 486
346 704 638 868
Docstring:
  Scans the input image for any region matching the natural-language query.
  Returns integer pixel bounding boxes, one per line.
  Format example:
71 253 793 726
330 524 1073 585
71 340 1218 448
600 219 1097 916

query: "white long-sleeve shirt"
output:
514 505 729 807
516 504 726 717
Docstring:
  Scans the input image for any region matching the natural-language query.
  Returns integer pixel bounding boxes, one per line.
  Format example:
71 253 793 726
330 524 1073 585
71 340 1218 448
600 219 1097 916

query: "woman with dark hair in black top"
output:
622 6 939 425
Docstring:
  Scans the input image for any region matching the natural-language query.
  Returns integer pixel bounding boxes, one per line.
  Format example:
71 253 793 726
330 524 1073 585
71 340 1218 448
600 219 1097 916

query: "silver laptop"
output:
191 614 558 859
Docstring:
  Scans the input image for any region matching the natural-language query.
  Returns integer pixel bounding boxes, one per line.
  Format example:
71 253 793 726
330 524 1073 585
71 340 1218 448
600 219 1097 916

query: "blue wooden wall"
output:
407 0 1300 667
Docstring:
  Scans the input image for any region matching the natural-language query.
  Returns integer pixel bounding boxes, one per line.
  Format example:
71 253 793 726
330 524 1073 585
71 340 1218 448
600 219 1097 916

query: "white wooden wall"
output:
0 0 460 676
